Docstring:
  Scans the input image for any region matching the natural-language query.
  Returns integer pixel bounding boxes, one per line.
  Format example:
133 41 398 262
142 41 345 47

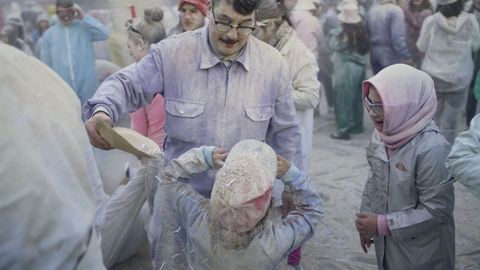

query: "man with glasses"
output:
84 0 301 196
41 0 110 105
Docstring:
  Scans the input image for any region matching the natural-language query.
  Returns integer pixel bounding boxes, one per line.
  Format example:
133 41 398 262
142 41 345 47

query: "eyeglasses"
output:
125 18 143 38
211 1 256 35
364 96 383 115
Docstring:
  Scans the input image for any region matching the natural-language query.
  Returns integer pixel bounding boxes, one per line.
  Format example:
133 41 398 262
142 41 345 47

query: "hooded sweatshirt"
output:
417 11 480 91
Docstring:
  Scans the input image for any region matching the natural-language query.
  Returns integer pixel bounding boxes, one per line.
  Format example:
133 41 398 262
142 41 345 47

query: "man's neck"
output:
207 32 245 63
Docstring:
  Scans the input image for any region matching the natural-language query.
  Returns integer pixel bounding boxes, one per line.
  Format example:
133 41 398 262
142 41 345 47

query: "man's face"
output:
180 3 206 31
56 6 74 26
252 20 276 43
208 0 255 57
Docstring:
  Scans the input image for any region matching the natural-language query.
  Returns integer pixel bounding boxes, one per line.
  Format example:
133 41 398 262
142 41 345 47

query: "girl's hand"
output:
359 234 373 254
355 212 378 238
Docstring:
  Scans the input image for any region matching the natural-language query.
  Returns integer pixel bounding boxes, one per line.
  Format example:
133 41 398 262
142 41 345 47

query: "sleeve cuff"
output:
280 163 301 184
93 105 111 117
377 214 391 236
203 146 216 169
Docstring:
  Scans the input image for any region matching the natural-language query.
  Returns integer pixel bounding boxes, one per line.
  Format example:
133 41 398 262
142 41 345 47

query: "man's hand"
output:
73 3 84 20
276 155 290 178
212 148 228 170
84 112 113 150
355 212 378 238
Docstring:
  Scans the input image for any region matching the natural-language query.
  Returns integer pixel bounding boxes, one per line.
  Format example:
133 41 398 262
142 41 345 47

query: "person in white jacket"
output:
417 0 480 143
446 114 480 199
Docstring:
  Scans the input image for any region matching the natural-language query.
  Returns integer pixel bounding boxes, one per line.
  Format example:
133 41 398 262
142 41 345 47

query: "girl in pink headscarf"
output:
355 64 455 270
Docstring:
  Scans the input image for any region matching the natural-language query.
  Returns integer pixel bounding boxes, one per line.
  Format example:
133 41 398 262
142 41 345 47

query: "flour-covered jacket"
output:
417 12 480 91
150 146 323 270
83 26 302 197
446 114 480 200
361 121 455 270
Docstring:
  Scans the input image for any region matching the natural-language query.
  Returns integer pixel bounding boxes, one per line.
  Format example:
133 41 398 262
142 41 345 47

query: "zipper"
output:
219 64 231 146
65 27 76 90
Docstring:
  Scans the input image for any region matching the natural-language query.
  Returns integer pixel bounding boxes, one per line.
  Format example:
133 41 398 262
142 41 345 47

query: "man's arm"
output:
266 61 303 169
83 43 165 149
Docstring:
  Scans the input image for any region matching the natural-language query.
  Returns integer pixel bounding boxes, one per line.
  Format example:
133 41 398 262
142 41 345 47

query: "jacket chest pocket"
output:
243 105 274 140
165 98 205 143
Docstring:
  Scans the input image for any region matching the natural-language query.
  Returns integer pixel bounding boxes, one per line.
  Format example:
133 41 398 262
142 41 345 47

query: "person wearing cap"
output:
417 0 480 143
41 0 110 105
149 139 323 269
0 14 33 55
289 0 324 60
366 0 413 74
169 0 209 35
83 0 302 199
328 3 369 140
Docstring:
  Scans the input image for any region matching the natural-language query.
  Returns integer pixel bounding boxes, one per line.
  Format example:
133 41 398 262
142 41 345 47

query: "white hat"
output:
96 121 160 159
337 0 358 11
436 0 458 5
210 140 277 233
294 0 316 11
338 3 361 24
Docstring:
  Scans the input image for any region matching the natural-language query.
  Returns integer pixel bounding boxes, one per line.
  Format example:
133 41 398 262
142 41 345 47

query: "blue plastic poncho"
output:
41 15 110 104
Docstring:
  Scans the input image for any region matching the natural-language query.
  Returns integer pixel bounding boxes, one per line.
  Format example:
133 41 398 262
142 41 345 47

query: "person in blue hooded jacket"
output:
41 0 110 105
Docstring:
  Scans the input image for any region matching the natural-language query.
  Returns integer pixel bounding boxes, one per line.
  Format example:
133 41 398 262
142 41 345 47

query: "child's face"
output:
366 86 384 130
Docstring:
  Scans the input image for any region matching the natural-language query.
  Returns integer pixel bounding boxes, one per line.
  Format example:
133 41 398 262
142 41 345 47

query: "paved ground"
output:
104 114 480 270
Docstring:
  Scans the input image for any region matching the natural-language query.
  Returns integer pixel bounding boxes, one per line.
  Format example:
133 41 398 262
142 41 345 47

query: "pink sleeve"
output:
377 214 391 236
130 107 149 136
145 94 167 148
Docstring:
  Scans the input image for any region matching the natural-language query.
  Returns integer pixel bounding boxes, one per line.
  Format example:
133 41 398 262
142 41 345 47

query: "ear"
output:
137 39 147 50
266 21 277 32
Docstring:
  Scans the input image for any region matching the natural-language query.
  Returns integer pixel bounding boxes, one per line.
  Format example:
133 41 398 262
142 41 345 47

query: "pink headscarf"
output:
362 64 437 151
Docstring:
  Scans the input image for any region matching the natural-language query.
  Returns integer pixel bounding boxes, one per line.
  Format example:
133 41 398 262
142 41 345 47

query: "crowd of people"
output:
1 0 480 269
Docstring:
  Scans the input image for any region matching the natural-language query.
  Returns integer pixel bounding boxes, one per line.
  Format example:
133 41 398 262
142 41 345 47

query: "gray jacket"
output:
361 121 455 270
149 146 323 270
